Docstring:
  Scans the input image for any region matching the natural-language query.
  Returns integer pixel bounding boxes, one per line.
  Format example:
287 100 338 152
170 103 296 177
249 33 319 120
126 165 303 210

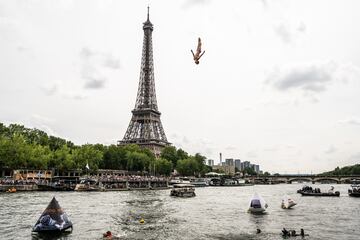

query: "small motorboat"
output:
348 184 360 197
169 177 191 185
170 184 196 197
32 197 73 232
190 178 209 187
298 186 340 197
248 193 268 213
281 195 297 209
74 178 103 191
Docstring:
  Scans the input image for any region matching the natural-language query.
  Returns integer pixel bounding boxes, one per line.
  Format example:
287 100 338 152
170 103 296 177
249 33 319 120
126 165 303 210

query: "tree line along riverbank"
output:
0 123 210 176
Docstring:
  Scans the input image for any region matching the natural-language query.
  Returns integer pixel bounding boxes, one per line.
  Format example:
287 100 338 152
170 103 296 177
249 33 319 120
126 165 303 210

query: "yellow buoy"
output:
139 218 145 224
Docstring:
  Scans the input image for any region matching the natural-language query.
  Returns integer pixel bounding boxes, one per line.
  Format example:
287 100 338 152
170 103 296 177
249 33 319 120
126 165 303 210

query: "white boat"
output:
170 184 196 197
190 178 209 187
281 195 297 209
248 193 268 213
169 177 191 185
74 178 104 191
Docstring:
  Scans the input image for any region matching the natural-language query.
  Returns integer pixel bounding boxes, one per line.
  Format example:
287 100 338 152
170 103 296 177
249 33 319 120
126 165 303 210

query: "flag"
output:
85 163 90 170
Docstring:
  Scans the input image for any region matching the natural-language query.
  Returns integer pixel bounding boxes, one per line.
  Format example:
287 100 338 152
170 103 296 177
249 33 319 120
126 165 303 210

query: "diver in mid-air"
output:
191 37 205 64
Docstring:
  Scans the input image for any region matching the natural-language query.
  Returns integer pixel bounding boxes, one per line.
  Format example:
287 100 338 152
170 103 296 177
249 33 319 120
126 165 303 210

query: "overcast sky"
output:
1 0 360 173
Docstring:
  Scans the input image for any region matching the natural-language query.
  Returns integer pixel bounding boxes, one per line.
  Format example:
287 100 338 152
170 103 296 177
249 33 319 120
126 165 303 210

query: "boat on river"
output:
190 178 208 187
74 178 104 191
170 184 196 197
297 186 340 197
248 193 268 213
348 185 360 197
37 177 76 191
32 197 72 233
169 177 191 185
281 195 297 209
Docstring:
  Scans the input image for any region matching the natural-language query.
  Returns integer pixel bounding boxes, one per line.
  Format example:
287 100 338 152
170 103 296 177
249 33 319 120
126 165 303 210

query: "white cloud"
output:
182 0 211 9
325 145 336 154
267 61 337 92
274 24 292 43
79 47 121 89
273 21 306 44
40 84 58 96
338 118 360 126
266 61 360 100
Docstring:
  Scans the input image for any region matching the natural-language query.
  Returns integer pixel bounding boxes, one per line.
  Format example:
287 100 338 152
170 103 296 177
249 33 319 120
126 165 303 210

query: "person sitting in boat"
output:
328 186 334 193
103 231 112 239
282 228 290 237
300 229 305 237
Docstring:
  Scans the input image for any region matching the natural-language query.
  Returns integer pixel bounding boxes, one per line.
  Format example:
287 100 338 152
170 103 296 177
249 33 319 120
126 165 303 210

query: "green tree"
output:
72 144 103 171
176 158 200 176
48 136 67 151
103 145 128 169
161 146 179 168
155 158 172 176
0 134 30 169
50 145 74 171
28 144 52 169
126 151 150 172
243 167 257 176
177 148 188 160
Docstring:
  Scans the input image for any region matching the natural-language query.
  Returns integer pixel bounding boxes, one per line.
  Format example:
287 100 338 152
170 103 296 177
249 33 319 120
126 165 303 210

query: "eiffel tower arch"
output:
118 7 170 156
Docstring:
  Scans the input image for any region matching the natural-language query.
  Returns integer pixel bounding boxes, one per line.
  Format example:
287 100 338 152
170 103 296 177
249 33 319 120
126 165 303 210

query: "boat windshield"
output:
250 199 261 208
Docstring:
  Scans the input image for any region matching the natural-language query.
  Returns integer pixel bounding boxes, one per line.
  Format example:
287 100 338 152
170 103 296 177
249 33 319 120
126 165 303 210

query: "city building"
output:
212 165 236 176
243 161 251 169
234 159 241 170
254 164 260 173
207 159 214 166
225 158 234 166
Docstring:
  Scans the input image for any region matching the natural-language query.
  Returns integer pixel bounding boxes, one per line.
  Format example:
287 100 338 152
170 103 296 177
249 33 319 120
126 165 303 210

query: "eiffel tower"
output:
118 7 170 156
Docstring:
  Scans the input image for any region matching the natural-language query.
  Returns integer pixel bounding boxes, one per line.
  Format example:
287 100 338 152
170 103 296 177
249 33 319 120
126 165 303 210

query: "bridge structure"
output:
247 175 360 184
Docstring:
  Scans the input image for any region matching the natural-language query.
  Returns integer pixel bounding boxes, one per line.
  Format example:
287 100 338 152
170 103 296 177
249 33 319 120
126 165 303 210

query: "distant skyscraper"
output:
235 159 241 169
207 159 214 166
254 164 260 173
225 158 234 166
243 161 250 169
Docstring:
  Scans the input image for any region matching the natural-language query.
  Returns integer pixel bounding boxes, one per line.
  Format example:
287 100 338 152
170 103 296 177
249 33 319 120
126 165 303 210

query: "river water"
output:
0 184 359 240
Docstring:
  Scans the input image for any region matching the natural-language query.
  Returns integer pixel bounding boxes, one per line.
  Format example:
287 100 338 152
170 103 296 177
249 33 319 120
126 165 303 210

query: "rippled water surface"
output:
0 184 359 240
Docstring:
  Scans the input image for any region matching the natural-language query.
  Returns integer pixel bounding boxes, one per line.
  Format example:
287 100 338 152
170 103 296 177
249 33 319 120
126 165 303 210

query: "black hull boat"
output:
348 191 360 197
299 191 340 197
297 186 340 197
37 183 75 191
32 197 73 233
348 185 360 197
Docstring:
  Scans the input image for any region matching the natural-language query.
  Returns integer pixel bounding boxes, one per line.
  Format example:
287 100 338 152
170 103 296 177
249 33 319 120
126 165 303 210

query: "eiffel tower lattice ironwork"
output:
118 7 170 156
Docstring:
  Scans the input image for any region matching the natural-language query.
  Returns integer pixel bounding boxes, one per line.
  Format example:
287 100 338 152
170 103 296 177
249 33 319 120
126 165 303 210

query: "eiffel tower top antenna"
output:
147 5 149 21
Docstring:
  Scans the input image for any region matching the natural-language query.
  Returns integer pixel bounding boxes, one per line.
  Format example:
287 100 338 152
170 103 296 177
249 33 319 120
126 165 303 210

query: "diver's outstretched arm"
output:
198 51 205 59
191 49 195 58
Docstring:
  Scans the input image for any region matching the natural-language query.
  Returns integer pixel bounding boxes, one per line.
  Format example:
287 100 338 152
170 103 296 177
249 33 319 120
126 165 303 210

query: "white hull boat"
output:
170 184 196 197
281 196 297 209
